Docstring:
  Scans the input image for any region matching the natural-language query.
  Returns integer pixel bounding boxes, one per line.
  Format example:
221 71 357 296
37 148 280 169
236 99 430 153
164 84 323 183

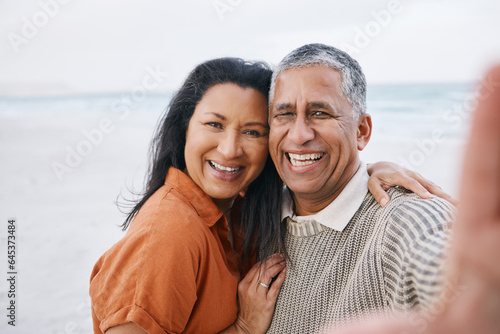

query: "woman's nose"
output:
218 131 243 159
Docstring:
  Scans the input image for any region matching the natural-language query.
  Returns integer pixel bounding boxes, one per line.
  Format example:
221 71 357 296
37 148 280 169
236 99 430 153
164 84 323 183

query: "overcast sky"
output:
1 0 499 96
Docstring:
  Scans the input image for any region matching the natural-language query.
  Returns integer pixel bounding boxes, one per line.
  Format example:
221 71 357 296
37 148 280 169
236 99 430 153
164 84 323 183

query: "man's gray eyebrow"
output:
274 103 295 111
307 101 332 109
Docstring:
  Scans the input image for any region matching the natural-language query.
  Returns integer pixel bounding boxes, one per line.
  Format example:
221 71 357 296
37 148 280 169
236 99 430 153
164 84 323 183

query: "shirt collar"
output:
281 162 369 232
164 167 223 228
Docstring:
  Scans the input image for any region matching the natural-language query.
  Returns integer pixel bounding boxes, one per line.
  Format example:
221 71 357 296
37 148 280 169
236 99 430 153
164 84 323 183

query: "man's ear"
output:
357 113 372 151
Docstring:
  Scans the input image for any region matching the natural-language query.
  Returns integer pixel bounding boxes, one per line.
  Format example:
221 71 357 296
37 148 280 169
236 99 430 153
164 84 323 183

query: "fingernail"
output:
381 198 389 207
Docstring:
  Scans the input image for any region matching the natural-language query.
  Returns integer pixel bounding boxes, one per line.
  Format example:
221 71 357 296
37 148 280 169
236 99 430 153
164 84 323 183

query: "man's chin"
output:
286 181 322 198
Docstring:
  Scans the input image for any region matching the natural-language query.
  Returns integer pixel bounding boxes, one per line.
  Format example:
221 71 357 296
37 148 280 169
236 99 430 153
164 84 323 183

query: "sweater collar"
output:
281 162 369 232
164 167 223 228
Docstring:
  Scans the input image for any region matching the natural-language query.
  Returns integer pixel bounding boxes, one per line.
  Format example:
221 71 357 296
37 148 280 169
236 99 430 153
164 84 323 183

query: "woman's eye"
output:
206 122 223 129
243 130 262 137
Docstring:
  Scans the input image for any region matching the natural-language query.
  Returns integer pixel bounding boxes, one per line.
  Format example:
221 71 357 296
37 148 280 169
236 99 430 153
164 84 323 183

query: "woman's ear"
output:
239 188 248 198
357 113 372 151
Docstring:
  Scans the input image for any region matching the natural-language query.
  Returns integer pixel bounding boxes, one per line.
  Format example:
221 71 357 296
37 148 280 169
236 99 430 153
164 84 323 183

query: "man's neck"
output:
291 163 361 216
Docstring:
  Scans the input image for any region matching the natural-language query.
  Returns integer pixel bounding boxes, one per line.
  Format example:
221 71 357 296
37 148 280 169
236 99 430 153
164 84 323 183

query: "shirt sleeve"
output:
90 194 207 334
381 194 455 314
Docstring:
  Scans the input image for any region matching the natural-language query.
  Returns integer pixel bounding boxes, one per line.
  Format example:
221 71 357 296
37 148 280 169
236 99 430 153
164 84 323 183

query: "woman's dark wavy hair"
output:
122 57 284 264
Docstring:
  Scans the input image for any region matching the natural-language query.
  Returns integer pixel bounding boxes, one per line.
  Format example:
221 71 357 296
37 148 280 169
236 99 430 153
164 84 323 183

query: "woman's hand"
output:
230 253 286 334
367 161 458 207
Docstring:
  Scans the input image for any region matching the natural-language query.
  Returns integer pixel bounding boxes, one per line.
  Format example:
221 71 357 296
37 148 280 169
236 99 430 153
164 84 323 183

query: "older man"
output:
333 65 500 334
265 43 455 333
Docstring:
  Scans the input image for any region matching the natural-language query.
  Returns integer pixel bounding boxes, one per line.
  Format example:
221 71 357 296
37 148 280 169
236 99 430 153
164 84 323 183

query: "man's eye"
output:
274 112 294 118
311 111 330 117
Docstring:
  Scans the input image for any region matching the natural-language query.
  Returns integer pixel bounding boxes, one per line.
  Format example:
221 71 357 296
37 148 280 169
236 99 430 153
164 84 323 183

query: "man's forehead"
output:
276 66 342 85
272 66 344 104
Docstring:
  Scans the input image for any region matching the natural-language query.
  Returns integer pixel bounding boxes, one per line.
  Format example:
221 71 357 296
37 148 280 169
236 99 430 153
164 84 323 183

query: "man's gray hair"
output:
269 43 367 117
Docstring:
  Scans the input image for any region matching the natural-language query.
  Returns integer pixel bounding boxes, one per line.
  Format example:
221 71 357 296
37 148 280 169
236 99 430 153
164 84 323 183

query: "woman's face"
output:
184 83 269 202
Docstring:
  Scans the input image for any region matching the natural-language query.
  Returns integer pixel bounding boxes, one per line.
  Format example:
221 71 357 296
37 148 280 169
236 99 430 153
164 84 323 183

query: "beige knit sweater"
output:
266 188 455 333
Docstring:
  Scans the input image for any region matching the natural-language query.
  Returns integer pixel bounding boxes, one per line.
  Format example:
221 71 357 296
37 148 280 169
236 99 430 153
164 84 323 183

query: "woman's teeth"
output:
288 153 323 167
209 161 241 173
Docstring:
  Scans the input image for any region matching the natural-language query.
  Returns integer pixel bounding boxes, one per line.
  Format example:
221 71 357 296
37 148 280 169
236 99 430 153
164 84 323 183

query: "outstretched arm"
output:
433 64 500 334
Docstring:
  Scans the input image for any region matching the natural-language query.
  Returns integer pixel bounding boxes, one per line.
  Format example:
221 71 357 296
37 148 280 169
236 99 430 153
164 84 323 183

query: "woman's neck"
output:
211 197 236 217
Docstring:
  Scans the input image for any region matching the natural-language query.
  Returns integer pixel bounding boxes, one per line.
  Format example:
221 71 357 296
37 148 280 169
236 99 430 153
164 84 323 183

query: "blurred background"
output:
1 0 500 332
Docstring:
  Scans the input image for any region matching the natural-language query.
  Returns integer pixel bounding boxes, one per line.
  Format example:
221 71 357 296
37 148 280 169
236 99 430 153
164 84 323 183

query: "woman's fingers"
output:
406 172 458 206
367 161 458 207
368 171 432 207
419 180 458 206
235 254 287 333
257 266 285 293
390 172 434 199
266 267 287 302
257 255 285 284
241 253 285 287
367 176 392 207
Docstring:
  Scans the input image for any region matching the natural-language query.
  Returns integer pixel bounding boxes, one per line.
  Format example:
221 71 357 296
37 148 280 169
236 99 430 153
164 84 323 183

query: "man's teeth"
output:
288 153 323 167
209 161 240 173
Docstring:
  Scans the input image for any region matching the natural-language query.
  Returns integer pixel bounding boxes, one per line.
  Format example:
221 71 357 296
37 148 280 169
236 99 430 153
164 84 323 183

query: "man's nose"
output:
218 130 243 159
288 116 315 146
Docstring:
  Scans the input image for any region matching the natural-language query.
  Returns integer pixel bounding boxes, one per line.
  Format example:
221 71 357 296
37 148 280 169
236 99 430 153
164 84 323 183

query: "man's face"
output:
269 66 370 210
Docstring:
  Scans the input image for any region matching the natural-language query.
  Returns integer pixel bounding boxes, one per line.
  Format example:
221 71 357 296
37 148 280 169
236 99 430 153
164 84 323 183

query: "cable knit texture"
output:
265 187 455 333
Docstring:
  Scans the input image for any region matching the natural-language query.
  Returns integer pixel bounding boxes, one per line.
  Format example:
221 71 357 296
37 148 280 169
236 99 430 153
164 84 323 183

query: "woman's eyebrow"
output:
244 121 269 129
205 112 268 129
205 112 226 120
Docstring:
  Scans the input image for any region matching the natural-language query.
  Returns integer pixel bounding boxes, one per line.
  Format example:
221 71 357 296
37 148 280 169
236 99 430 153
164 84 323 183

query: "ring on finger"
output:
258 281 269 288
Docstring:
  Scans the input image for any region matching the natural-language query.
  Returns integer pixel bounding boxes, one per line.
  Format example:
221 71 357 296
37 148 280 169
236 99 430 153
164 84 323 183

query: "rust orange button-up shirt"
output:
90 167 243 333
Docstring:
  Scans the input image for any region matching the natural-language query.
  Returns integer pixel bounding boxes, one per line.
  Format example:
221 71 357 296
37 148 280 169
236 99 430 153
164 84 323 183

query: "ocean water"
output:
0 82 474 165
0 83 473 333
0 82 474 134
367 82 474 137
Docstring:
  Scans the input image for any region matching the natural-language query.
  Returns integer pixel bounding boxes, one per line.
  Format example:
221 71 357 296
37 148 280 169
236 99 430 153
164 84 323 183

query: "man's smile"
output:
286 152 324 167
